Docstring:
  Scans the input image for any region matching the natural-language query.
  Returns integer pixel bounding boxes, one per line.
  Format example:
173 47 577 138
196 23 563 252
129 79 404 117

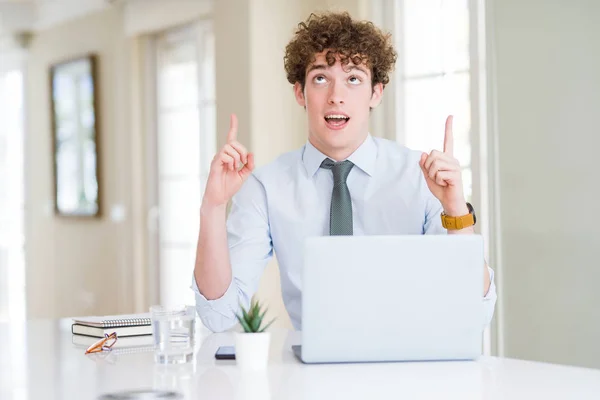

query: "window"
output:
151 22 216 307
0 68 26 322
0 61 27 400
372 0 493 354
397 0 474 201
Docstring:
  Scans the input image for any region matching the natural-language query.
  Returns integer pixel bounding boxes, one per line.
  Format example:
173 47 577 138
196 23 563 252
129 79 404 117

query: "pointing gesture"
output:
419 115 467 216
202 113 255 208
227 113 238 143
224 114 249 167
443 115 454 156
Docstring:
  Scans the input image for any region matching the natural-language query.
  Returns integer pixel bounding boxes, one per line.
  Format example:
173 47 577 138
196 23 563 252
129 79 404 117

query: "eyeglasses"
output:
85 332 118 354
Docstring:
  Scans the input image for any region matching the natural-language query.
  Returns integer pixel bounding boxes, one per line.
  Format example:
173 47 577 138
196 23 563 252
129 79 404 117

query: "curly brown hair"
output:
284 12 397 90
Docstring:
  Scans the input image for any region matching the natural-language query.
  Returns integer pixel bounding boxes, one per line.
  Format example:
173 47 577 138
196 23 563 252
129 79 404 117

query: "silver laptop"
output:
293 235 485 364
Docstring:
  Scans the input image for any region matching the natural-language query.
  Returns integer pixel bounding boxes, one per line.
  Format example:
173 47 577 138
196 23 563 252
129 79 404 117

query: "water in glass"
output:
151 305 196 364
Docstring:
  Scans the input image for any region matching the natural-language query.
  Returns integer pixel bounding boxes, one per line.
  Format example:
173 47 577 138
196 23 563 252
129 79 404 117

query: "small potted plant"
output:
235 298 275 370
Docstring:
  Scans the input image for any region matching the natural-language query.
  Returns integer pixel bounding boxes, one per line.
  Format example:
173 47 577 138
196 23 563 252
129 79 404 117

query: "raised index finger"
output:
227 113 238 143
443 115 454 156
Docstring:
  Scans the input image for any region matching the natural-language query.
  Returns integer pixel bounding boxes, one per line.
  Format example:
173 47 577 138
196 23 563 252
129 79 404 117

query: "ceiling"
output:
0 0 117 36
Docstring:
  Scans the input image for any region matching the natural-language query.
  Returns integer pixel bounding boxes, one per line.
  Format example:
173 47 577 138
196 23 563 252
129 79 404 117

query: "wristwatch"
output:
441 202 477 230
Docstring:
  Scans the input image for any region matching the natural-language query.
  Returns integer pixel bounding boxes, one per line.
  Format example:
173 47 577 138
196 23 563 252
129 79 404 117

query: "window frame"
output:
370 0 501 356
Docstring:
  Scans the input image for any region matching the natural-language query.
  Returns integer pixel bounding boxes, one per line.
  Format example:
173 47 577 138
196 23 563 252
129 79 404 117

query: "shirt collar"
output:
302 134 377 177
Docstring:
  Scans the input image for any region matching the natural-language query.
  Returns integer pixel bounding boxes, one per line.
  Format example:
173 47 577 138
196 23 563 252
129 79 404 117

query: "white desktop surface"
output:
1 319 599 399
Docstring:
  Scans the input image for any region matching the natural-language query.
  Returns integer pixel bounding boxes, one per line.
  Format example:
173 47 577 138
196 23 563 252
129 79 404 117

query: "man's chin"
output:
317 135 358 152
310 127 363 151
319 126 351 139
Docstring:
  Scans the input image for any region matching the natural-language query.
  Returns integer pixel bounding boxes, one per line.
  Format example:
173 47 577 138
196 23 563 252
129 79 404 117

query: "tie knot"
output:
320 158 354 184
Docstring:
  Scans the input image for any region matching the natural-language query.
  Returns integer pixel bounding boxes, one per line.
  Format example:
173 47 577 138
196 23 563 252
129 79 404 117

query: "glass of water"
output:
150 305 196 364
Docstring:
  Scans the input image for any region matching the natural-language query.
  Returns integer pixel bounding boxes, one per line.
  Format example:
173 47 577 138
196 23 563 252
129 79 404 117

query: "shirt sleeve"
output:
422 184 497 327
423 190 446 235
191 174 273 333
483 266 497 327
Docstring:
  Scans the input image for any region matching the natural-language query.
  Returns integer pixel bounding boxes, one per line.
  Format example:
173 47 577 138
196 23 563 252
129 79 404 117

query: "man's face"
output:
294 50 383 159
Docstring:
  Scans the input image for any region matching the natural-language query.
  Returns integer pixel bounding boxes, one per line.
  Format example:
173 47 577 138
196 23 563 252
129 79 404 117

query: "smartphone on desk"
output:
215 346 235 360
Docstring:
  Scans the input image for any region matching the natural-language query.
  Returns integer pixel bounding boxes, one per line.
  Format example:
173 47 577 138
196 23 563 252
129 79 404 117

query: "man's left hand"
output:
419 115 468 216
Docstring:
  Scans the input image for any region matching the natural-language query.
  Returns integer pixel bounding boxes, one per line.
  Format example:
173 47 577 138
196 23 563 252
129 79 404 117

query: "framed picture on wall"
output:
50 54 101 217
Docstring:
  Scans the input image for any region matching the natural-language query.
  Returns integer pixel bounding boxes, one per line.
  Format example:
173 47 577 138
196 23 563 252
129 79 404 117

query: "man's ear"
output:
369 82 384 109
294 82 306 107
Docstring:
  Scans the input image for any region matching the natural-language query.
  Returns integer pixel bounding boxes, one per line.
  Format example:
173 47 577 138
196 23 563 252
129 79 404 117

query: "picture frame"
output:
49 54 101 218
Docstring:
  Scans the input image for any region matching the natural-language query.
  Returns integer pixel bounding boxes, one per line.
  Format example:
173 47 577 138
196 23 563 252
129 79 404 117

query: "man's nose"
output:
327 81 346 105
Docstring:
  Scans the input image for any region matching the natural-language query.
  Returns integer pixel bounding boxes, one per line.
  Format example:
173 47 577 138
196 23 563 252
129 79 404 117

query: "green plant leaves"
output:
236 298 277 333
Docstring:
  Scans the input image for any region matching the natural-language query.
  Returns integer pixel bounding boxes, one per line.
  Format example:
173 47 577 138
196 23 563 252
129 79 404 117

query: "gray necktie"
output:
320 158 354 235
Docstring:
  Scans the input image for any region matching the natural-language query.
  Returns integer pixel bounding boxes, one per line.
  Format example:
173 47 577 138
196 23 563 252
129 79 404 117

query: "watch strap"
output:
441 203 476 230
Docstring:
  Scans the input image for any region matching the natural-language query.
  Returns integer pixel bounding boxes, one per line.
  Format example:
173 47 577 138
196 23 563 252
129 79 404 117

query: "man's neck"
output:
309 135 368 162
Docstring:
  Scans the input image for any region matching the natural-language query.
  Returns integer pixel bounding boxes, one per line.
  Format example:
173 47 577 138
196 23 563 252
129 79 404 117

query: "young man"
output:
193 12 496 332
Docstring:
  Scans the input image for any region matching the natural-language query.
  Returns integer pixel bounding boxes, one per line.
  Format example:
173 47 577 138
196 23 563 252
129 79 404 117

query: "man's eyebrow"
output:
306 63 369 75
306 64 327 74
346 65 369 74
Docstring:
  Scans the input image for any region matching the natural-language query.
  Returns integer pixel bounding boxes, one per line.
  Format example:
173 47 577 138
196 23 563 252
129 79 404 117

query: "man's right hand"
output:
202 114 255 209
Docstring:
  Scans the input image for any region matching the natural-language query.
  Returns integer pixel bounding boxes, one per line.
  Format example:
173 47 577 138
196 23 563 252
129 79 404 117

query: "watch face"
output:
466 202 477 224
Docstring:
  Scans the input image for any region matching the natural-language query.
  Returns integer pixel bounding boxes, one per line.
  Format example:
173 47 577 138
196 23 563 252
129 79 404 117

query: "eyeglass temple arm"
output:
84 333 117 354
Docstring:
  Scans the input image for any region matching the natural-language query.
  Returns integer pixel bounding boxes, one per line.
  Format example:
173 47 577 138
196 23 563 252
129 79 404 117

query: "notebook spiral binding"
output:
103 317 152 328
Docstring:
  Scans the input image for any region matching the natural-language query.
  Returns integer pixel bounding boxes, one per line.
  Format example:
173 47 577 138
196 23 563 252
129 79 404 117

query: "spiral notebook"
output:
73 313 151 328
72 313 152 338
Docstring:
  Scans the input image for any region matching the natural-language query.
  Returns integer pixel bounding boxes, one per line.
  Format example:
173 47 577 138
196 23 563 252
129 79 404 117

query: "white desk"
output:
1 319 600 399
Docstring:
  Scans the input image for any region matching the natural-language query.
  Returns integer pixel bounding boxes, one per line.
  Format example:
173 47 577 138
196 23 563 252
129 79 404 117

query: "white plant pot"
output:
234 331 271 370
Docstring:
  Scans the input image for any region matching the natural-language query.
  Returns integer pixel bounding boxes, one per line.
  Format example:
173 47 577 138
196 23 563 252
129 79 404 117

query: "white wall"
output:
25 5 137 318
214 0 306 329
249 0 307 329
492 0 600 368
24 1 215 319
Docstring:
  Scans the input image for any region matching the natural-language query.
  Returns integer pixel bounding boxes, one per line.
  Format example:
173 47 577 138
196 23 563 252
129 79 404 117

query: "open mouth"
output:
324 114 350 130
